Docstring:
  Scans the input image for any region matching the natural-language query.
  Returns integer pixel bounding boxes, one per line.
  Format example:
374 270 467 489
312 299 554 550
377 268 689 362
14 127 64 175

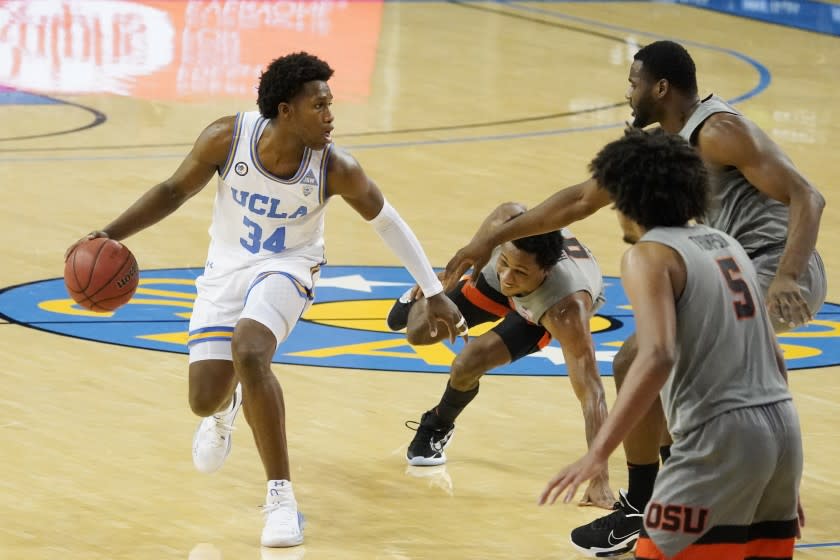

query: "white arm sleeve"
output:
367 200 444 298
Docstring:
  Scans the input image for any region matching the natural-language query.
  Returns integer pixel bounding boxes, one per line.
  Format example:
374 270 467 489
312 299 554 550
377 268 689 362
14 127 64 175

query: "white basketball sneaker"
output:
192 384 242 474
261 480 305 548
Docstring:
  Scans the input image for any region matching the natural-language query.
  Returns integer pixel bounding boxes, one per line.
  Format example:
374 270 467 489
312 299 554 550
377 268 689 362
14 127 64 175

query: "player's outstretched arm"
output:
443 178 611 291
65 117 234 258
698 114 825 328
541 292 614 509
327 148 467 342
539 243 679 506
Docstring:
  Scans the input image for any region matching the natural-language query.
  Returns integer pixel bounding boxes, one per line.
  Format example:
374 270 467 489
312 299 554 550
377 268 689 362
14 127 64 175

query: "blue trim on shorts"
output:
187 336 234 347
188 326 235 348
188 326 235 335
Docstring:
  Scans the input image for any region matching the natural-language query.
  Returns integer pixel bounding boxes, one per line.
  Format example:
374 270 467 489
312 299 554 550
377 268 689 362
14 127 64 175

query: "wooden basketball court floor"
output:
0 1 838 559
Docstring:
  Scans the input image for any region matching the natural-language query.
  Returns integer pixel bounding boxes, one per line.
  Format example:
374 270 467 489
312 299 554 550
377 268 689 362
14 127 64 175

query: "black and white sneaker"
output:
570 489 643 557
387 289 417 331
405 410 455 466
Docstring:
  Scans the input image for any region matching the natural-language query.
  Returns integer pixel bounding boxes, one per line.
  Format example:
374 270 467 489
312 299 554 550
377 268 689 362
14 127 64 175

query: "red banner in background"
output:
0 0 383 101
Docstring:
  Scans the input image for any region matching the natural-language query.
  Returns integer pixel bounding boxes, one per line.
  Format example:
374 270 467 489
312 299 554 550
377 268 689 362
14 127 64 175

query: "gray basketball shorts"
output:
636 400 802 560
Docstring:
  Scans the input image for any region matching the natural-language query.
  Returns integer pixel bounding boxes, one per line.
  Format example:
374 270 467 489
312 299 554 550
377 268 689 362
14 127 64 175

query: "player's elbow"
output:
158 180 192 207
813 189 826 212
576 196 604 221
641 346 676 377
496 201 527 216
789 181 825 213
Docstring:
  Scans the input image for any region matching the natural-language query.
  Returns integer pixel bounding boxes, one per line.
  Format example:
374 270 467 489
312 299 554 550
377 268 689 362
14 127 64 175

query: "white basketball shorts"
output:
187 257 322 363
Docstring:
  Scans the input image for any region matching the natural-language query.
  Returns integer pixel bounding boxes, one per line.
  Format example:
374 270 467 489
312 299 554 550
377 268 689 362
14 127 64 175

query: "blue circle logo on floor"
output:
1 266 838 375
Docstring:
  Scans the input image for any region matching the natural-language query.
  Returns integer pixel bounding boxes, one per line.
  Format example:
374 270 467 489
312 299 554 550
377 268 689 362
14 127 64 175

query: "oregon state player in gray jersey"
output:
540 129 803 560
387 202 614 509
444 40 824 557
65 53 466 548
677 95 825 324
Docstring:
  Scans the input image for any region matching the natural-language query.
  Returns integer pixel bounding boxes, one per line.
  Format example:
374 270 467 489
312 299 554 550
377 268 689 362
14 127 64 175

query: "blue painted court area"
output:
0 87 61 105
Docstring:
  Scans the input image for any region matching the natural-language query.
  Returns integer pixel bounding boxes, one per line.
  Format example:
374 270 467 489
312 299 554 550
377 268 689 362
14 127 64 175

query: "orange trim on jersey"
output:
636 536 746 560
461 280 511 318
536 331 551 349
745 537 794 558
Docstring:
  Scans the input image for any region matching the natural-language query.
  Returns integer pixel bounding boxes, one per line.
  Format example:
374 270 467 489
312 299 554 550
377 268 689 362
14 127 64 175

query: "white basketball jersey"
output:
205 111 331 272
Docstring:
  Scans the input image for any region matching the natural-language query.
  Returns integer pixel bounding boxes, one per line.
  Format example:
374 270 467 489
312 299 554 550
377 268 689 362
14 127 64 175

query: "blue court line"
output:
796 541 840 549
0 2 770 162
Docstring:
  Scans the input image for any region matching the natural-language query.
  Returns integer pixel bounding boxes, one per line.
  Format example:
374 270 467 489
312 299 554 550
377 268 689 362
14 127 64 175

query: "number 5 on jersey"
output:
716 257 756 319
241 216 286 254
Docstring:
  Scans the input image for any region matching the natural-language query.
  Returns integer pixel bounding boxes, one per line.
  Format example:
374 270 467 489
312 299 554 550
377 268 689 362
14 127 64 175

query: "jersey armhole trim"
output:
219 112 244 180
319 144 333 204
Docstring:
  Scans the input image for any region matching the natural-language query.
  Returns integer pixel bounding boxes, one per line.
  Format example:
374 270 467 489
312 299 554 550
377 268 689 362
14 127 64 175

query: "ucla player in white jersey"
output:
65 52 466 548
540 129 803 560
444 41 825 557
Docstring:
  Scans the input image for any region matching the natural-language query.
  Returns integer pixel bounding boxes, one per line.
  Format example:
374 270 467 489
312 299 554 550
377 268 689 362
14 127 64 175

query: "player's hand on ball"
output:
65 230 110 261
425 293 468 343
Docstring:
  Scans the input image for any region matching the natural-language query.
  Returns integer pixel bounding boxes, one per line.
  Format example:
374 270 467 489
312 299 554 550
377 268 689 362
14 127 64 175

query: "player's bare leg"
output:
189 360 242 474
232 318 302 547
613 335 666 507
406 332 509 466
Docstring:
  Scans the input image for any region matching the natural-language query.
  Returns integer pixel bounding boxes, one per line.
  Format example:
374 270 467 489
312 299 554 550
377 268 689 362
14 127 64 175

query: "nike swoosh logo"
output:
607 529 640 546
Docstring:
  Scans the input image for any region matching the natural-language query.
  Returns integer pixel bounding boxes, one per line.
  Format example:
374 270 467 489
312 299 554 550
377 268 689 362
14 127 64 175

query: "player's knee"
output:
188 361 235 416
231 323 275 379
613 336 637 388
450 353 484 391
188 380 228 416
189 390 222 417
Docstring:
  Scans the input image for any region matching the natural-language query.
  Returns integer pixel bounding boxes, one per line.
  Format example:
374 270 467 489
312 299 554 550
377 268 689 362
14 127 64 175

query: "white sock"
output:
267 480 296 506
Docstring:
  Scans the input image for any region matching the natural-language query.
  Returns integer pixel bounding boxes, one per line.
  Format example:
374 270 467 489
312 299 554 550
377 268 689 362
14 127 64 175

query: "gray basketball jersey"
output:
481 228 604 324
640 225 791 438
678 95 788 257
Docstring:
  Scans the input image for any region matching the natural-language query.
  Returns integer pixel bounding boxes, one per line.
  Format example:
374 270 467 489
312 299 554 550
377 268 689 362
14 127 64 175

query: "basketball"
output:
64 238 140 312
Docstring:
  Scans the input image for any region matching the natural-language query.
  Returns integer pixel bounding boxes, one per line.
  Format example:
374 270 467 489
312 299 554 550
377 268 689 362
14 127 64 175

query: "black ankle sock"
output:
429 382 479 427
659 445 672 463
626 462 659 511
